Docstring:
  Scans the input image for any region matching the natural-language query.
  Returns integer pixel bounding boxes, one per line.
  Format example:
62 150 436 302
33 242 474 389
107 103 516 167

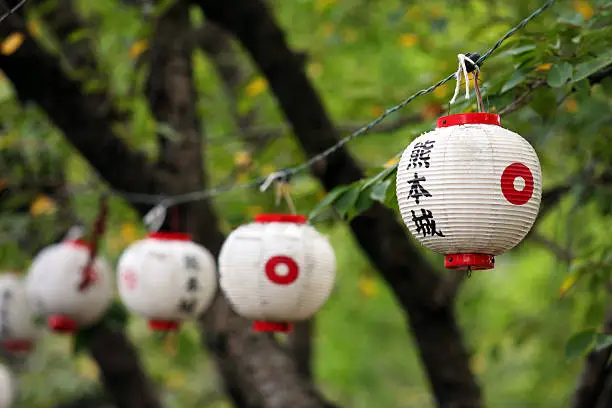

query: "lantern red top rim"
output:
65 239 92 250
437 112 501 128
254 214 307 224
148 232 192 241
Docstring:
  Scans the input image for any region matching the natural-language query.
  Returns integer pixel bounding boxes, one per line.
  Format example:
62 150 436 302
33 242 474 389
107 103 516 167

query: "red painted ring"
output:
500 162 534 206
444 253 495 271
254 214 307 224
265 256 299 285
437 113 501 128
65 239 92 250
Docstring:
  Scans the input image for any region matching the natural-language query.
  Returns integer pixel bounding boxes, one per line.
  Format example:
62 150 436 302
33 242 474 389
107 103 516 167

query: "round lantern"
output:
396 113 542 270
218 214 336 333
0 363 13 408
0 273 39 353
25 240 114 333
116 232 217 331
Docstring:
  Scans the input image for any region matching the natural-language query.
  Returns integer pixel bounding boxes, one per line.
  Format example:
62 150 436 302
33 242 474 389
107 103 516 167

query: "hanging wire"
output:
32 0 555 229
0 0 27 24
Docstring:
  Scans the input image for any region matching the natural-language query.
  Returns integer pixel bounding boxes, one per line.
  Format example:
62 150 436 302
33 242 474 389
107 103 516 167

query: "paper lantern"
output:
218 214 336 333
25 240 114 333
117 232 217 331
0 363 13 408
0 273 39 353
396 113 542 270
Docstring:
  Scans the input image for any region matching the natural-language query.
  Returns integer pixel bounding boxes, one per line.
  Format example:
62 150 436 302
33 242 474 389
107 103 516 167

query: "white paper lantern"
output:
218 214 336 333
0 363 14 408
0 273 39 354
117 232 217 331
25 240 114 333
396 113 542 270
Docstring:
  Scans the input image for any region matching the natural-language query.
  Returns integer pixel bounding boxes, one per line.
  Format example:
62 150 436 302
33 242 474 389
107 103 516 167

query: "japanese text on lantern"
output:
0 289 12 339
405 140 444 238
177 254 199 314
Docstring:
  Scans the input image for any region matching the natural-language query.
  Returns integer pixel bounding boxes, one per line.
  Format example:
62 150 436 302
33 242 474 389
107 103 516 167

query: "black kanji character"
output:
407 140 435 169
411 208 445 237
186 277 199 292
407 172 431 204
2 290 12 300
178 299 196 314
184 255 199 271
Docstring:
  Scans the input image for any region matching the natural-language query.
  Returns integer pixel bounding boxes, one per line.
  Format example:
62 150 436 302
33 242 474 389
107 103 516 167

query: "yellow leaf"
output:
316 190 327 200
341 28 358 43
29 195 57 217
1 32 25 56
308 62 323 78
573 0 594 20
246 206 263 218
129 39 148 58
315 0 336 13
260 164 276 176
245 77 267 98
164 333 177 355
370 105 384 117
471 353 487 374
76 356 99 380
565 98 578 113
422 103 442 120
384 158 399 168
120 223 138 244
536 63 553 71
27 20 41 38
559 274 579 296
358 277 379 298
234 151 252 168
398 33 419 48
432 83 448 98
429 6 444 17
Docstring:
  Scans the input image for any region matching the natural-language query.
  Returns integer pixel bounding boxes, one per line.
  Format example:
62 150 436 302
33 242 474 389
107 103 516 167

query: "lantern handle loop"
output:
449 53 479 105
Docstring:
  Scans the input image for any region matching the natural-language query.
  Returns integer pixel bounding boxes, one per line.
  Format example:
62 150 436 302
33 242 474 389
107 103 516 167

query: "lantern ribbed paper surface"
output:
218 214 336 333
0 364 13 408
0 274 39 353
25 240 114 333
117 232 217 331
396 113 542 270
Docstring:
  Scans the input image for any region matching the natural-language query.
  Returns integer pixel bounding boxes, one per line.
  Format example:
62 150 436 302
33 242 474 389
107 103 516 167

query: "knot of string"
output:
449 53 479 105
260 170 296 214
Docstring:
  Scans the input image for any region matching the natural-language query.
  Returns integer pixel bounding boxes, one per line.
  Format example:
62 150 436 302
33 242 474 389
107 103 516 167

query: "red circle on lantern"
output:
122 269 137 291
265 256 299 285
500 162 534 205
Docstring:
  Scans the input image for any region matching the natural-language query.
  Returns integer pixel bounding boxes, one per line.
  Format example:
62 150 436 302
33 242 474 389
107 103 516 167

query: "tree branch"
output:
194 1 483 406
146 4 334 407
571 308 612 408
0 12 156 209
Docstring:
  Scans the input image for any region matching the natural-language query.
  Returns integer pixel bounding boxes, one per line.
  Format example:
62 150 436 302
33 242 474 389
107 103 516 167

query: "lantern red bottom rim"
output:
252 321 293 333
1 339 34 352
148 320 181 331
48 315 78 334
444 253 495 271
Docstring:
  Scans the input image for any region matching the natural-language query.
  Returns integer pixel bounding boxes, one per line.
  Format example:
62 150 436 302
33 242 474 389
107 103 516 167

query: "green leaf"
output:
501 71 526 94
175 329 201 367
308 185 350 221
333 185 361 219
594 333 612 352
547 62 574 87
370 180 391 202
565 329 596 360
530 88 558 118
351 186 374 219
362 161 399 190
573 52 612 82
105 300 130 330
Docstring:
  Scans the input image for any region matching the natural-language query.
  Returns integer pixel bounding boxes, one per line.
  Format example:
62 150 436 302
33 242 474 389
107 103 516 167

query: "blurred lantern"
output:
25 240 114 333
117 232 217 331
0 363 13 408
218 214 336 333
396 113 542 271
0 273 39 354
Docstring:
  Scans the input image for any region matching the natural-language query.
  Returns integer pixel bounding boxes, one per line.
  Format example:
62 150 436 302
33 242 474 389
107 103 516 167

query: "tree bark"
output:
193 1 483 406
145 3 335 407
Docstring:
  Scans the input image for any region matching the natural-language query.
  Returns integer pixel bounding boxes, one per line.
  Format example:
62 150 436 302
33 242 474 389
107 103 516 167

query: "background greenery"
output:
1 0 611 407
